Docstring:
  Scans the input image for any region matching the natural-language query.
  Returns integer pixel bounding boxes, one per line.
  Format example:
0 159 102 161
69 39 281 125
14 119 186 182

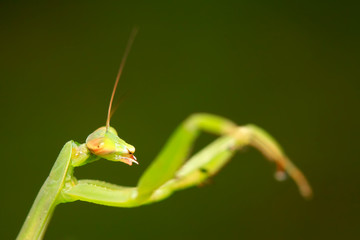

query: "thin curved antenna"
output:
106 27 138 131
109 90 131 120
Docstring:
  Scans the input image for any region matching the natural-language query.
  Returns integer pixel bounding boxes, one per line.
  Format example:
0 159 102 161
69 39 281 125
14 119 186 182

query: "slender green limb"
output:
62 180 138 208
17 142 73 240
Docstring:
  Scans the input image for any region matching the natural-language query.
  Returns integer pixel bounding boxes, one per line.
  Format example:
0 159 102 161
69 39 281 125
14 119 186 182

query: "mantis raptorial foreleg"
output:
62 113 312 209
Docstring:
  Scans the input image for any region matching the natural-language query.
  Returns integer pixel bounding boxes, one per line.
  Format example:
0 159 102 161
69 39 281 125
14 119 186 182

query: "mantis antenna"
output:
106 27 138 131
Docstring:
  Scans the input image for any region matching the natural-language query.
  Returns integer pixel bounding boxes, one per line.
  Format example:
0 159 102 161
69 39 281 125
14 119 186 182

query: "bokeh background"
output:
1 1 359 239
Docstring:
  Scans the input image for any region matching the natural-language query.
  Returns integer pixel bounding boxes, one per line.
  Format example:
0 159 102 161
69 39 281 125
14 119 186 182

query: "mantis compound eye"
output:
86 138 110 155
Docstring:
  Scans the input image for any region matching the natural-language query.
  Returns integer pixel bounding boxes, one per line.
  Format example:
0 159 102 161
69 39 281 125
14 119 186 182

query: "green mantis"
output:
17 29 312 240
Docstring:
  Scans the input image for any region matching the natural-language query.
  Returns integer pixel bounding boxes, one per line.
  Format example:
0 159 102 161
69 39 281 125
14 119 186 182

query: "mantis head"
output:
86 28 138 166
86 127 137 166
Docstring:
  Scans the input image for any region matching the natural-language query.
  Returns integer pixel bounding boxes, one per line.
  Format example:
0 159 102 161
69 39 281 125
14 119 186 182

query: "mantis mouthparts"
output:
116 155 138 166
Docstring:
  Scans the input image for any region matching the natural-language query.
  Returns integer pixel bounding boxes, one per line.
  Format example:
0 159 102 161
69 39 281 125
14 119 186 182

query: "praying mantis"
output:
17 28 312 240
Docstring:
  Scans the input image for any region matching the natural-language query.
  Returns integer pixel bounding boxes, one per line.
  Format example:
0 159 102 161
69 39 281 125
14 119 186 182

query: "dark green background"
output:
1 1 359 239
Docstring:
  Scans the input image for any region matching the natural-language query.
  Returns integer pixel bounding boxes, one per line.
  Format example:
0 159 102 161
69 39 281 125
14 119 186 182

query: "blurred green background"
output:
1 1 359 239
